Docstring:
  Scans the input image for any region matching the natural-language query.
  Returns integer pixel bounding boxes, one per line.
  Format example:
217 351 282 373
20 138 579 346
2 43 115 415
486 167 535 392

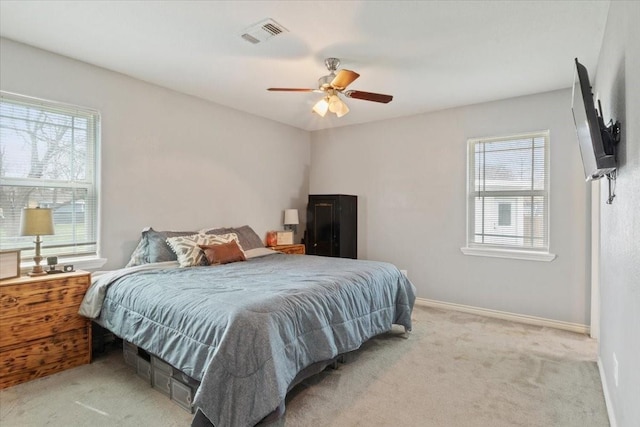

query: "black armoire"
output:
306 194 357 259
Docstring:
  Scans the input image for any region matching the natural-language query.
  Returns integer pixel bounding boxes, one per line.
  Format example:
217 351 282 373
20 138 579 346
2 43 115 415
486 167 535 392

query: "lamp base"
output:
284 224 298 234
29 253 47 277
28 266 48 277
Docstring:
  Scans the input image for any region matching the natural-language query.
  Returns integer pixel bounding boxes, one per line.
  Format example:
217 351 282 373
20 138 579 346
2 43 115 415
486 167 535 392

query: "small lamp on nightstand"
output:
284 209 299 235
20 207 55 277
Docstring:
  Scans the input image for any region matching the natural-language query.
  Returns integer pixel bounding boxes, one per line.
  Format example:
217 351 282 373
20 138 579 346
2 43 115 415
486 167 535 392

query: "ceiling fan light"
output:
328 95 341 113
336 101 349 117
312 98 329 117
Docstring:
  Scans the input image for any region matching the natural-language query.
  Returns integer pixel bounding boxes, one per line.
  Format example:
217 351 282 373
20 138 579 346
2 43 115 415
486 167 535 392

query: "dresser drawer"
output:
0 354 89 390
0 305 87 349
0 274 90 319
0 327 90 378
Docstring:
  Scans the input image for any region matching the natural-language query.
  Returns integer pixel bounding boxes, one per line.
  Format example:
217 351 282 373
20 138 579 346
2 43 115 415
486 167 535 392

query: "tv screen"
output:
571 58 616 181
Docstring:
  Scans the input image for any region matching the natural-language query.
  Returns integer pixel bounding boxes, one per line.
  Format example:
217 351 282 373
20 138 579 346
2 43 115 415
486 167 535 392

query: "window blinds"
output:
0 92 99 258
467 132 549 251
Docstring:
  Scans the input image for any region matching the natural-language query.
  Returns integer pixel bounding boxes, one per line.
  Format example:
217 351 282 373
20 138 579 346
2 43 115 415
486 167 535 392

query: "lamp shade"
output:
284 209 299 225
336 100 350 117
20 207 55 236
312 98 329 117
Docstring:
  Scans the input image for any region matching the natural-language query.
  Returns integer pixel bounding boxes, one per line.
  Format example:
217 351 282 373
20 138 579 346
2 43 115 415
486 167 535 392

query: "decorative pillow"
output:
125 236 148 268
199 241 246 265
166 233 242 267
202 225 264 250
146 228 198 263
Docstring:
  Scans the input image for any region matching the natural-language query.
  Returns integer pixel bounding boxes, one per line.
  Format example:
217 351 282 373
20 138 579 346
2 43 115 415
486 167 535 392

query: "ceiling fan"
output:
267 58 393 118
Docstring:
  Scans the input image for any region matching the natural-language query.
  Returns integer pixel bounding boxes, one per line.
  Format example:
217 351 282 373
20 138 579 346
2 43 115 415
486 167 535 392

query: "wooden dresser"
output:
0 271 92 389
270 244 306 255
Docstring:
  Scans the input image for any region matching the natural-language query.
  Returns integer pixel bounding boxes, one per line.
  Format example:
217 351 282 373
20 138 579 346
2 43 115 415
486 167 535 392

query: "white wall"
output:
593 1 640 426
0 38 311 270
0 38 598 326
310 89 591 325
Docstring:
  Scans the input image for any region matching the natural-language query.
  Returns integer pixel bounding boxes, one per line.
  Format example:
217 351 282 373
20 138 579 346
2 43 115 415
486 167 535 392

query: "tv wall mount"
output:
598 99 621 204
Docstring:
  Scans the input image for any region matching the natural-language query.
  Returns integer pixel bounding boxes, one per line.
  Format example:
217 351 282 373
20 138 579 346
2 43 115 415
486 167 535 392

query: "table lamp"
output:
284 209 299 234
20 207 55 276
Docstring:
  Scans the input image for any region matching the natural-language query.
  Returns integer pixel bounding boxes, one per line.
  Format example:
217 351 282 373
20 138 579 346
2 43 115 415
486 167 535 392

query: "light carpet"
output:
0 306 609 426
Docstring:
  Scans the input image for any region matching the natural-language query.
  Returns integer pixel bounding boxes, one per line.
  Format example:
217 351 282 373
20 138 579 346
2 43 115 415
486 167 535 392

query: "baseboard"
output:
414 298 590 335
597 357 617 427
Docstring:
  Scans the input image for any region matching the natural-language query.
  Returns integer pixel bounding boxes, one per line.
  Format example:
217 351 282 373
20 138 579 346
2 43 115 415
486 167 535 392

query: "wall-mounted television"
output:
571 58 618 181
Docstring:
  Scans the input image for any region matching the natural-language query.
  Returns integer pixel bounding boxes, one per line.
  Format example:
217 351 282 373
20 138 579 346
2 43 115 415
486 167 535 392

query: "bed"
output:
79 226 416 427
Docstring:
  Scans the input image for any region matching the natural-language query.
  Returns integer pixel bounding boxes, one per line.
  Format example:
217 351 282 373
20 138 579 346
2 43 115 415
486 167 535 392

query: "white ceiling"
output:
0 1 610 131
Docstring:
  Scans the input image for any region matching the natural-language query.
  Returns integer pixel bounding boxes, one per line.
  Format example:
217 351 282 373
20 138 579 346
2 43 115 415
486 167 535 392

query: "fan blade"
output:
330 70 360 90
344 90 393 103
267 88 316 92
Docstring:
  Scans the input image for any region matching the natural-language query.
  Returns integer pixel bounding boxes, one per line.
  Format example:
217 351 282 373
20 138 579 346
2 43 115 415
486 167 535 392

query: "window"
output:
0 92 99 260
462 131 555 261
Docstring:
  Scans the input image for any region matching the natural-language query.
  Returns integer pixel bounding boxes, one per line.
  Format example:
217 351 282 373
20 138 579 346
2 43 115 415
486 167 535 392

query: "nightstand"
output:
270 244 306 255
0 270 92 389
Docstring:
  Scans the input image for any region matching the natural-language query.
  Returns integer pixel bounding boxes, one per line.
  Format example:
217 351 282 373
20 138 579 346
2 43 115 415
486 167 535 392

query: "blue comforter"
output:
86 253 416 427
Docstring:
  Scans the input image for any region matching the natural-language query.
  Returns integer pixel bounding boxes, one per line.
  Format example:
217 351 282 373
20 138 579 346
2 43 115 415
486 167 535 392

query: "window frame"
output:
0 91 103 266
461 130 556 262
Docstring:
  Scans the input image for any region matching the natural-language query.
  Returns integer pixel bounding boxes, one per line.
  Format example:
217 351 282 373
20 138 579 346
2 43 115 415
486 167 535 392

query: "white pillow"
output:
166 233 243 267
244 247 278 259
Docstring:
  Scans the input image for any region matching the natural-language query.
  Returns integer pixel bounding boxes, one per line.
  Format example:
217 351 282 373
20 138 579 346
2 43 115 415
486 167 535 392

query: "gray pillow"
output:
204 225 264 250
145 228 197 263
125 237 148 268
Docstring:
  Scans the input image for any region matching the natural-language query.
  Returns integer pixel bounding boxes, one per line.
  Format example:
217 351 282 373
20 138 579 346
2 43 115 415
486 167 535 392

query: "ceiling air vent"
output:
240 18 288 44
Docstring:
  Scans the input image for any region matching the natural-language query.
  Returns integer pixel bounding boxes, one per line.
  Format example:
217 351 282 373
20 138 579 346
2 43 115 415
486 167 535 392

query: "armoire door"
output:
308 200 335 256
306 195 357 258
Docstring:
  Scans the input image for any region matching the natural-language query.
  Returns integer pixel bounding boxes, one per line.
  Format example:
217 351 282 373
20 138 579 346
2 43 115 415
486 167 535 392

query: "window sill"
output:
20 256 108 274
460 247 556 262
